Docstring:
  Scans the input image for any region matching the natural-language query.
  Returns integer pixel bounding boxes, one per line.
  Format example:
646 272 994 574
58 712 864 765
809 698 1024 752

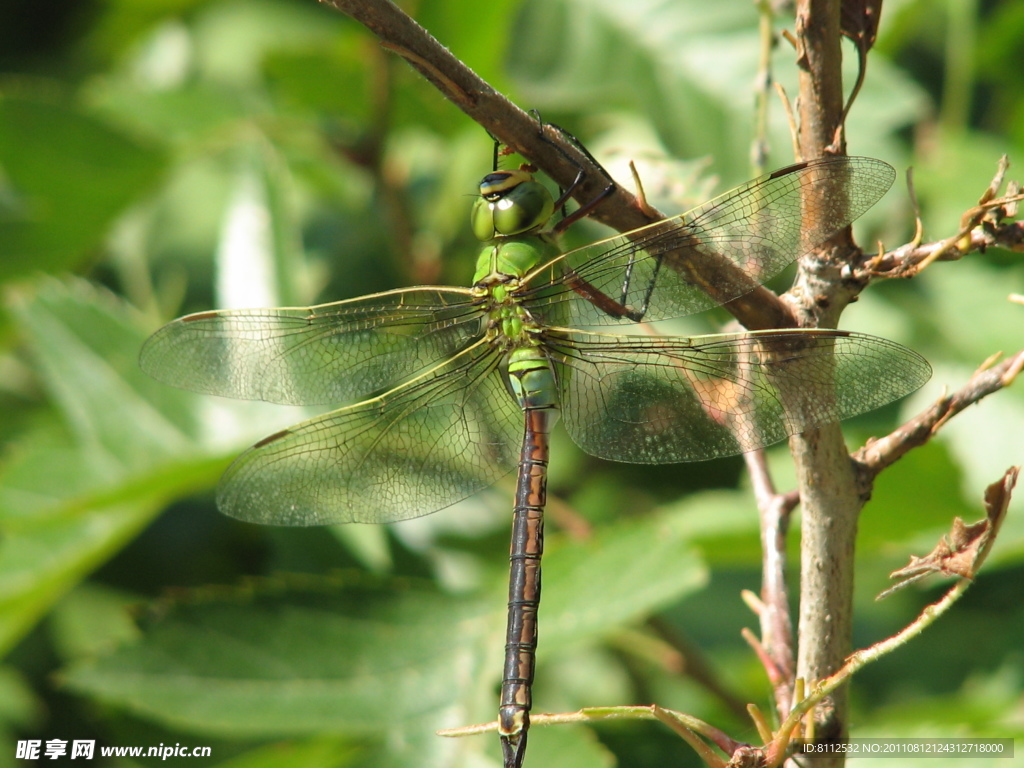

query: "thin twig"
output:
867 216 1024 278
773 83 802 162
783 467 1017 737
752 0 777 174
743 450 797 716
854 350 1024 483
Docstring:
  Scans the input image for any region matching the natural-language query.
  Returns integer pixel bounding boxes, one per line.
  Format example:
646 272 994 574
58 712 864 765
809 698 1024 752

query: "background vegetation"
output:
0 0 1021 766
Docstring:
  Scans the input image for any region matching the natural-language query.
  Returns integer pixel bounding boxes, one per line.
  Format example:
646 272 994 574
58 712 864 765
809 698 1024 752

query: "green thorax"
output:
472 233 559 350
469 166 561 413
472 235 560 286
469 166 561 347
470 167 560 285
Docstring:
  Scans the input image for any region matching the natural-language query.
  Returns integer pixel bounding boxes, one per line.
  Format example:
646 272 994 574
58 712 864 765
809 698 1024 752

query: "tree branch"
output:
324 4 1020 765
321 0 795 330
790 0 861 759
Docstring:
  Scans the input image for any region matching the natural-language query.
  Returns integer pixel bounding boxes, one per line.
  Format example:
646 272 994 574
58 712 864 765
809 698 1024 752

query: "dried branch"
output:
865 156 1024 279
319 2 629 216
323 5 1020 767
869 220 1024 277
752 1 779 174
854 350 1024 482
837 0 883 141
798 466 1016 701
442 703 745 764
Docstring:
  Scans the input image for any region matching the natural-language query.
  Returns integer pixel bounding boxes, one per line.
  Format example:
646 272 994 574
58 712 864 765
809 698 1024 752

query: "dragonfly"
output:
140 150 930 768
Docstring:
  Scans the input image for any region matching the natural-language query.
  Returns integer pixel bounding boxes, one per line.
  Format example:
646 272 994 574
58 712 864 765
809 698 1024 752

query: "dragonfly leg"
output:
530 115 666 318
521 112 617 236
619 251 663 321
562 268 646 322
567 226 664 324
551 176 614 235
528 111 608 185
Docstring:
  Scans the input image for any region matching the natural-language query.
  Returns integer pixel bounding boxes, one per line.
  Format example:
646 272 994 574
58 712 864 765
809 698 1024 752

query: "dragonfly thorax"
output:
477 279 557 413
480 277 538 346
472 235 559 285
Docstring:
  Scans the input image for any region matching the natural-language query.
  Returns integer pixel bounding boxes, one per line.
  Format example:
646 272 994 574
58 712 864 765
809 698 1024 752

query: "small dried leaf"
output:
841 0 884 51
878 467 1017 599
977 465 1017 564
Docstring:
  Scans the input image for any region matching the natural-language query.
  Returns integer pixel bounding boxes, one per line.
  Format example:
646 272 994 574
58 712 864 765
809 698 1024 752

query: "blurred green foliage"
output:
0 0 1022 766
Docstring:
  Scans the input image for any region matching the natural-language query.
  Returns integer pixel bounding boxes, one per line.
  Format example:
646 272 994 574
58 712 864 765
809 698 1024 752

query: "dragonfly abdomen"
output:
500 404 556 768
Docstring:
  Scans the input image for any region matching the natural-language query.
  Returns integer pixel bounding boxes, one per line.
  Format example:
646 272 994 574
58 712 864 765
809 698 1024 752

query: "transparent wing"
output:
217 340 524 525
139 287 484 406
547 328 931 463
524 157 896 326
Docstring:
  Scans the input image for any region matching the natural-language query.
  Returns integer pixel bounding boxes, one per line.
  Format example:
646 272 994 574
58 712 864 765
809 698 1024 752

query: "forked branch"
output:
866 156 1024 279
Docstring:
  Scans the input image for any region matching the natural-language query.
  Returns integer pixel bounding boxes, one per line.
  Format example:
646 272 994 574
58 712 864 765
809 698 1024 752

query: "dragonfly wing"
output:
548 328 930 463
140 287 484 405
217 340 524 525
529 157 895 326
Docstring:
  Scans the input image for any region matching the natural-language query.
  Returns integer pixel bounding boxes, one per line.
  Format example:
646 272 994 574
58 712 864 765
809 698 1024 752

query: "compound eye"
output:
471 171 555 240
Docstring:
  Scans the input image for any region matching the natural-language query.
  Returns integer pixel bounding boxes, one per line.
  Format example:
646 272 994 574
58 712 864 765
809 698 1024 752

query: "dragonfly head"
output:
472 169 555 241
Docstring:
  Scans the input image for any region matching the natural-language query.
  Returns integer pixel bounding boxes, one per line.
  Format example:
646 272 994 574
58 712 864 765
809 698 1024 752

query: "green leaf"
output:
48 584 141 661
0 96 165 279
214 737 360 768
0 665 40 730
528 510 709 655
859 441 973 552
0 432 196 657
514 723 614 768
88 79 255 145
62 575 490 737
418 0 522 89
0 279 222 654
57 513 703 757
917 262 1024 364
60 571 618 766
508 0 759 177
264 42 374 122
7 279 195 470
655 489 762 567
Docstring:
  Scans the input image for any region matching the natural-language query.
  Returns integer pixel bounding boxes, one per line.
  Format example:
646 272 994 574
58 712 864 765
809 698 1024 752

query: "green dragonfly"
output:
140 152 930 768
